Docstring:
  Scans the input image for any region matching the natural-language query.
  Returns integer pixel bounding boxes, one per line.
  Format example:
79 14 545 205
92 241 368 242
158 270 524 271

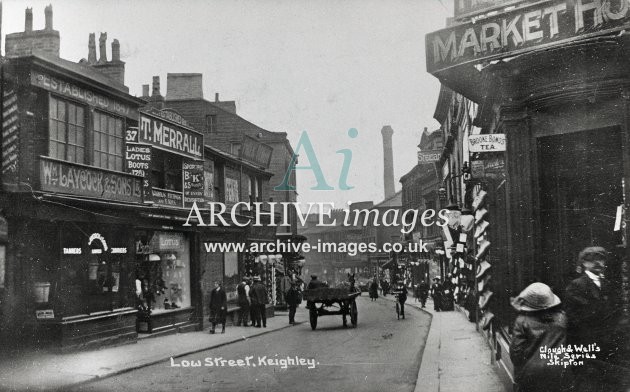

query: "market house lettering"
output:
39 157 143 203
139 114 202 159
426 0 630 74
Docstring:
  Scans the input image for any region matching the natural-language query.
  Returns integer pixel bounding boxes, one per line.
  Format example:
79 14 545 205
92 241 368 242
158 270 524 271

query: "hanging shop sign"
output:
2 89 19 187
204 160 215 202
31 71 138 119
138 109 203 159
151 187 184 208
124 138 152 199
225 177 240 206
471 156 506 180
468 134 506 153
39 156 143 203
426 0 630 74
454 0 522 20
417 150 442 165
183 161 205 208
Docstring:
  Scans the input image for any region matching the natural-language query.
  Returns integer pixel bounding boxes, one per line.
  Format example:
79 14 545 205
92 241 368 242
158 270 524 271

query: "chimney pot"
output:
111 39 120 62
142 84 150 97
215 93 219 102
25 8 33 32
88 33 97 64
152 76 161 97
98 32 107 63
44 4 53 30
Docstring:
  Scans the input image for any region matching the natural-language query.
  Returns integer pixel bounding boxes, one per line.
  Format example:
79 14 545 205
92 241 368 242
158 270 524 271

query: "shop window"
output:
224 251 239 302
49 96 86 163
93 111 124 171
150 149 183 191
135 231 191 313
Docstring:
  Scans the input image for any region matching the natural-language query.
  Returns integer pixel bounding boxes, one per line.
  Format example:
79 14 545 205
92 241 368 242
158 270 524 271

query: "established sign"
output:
39 157 143 203
469 134 506 152
139 110 203 159
417 150 442 164
427 0 630 74
31 71 138 119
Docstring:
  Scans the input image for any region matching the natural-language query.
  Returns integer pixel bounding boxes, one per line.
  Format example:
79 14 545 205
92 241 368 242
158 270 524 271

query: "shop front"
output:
425 0 630 382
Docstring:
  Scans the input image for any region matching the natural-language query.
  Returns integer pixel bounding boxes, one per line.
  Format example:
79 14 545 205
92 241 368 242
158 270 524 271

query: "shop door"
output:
538 127 624 294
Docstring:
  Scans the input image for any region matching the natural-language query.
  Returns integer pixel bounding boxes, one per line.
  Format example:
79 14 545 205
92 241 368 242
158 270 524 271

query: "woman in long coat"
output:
369 279 379 301
209 281 227 334
510 282 573 392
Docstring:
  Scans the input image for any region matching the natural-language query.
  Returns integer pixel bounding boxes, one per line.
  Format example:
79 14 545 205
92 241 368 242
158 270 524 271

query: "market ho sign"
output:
468 134 506 152
426 0 630 74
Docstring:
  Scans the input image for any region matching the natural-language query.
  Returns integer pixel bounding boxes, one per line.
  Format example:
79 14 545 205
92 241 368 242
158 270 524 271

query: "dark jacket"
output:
564 274 618 359
250 282 269 305
236 282 249 306
510 308 570 392
307 278 326 290
285 286 301 307
209 287 227 319
418 282 429 298
369 280 379 298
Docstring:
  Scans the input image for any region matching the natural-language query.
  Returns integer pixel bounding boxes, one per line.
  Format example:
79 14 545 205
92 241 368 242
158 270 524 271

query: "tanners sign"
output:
427 0 630 74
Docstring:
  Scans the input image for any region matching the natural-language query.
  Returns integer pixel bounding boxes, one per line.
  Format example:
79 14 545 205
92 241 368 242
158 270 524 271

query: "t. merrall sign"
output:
427 0 630 74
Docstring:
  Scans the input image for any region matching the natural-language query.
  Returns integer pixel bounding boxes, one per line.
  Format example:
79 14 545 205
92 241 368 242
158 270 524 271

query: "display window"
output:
135 230 191 313
58 223 132 316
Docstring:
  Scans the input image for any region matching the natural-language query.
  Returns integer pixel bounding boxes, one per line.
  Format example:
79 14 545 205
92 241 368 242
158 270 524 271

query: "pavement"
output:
380 293 508 392
0 308 308 392
0 295 508 392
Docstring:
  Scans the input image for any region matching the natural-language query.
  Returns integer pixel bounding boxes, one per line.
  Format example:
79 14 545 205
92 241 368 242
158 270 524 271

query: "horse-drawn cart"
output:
303 287 360 330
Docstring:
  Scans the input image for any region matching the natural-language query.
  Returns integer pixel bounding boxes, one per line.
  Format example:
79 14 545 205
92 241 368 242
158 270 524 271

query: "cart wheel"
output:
396 302 400 320
309 308 318 330
350 300 358 327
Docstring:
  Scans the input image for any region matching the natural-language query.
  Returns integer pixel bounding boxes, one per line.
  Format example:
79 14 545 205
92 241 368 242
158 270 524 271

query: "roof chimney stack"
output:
25 8 33 32
44 4 53 30
381 125 395 199
215 93 219 102
142 84 150 98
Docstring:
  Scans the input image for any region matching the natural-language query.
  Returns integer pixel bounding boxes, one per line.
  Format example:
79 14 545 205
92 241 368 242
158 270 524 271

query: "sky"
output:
2 0 451 208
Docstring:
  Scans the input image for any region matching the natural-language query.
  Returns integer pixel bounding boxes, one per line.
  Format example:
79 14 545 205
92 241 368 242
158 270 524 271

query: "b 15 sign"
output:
469 134 505 152
426 0 630 74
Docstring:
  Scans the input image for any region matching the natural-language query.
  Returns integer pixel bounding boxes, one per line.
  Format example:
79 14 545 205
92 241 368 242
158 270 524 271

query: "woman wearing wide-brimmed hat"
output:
510 282 573 392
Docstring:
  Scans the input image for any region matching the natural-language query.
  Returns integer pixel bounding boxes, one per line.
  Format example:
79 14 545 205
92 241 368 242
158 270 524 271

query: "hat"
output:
474 220 490 239
311 274 318 279
578 247 608 264
253 276 261 281
476 240 491 260
433 277 441 281
510 282 561 312
472 190 487 210
475 208 488 224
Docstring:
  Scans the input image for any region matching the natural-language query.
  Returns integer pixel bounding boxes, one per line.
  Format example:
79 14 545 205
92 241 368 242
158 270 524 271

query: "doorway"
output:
537 126 624 294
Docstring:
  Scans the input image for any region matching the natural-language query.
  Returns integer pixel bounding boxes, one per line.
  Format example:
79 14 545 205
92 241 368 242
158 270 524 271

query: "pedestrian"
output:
431 277 442 311
247 278 256 326
418 279 429 308
285 281 301 325
564 246 623 392
236 278 250 327
369 278 379 301
441 275 454 311
208 281 227 334
382 280 389 297
250 276 269 328
509 282 571 392
306 274 326 310
396 281 407 319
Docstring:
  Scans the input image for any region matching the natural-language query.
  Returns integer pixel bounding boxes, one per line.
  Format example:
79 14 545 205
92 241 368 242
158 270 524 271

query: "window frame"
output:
93 110 125 172
48 95 87 164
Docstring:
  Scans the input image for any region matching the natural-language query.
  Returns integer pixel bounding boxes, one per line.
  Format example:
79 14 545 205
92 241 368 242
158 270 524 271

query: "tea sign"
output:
468 134 505 153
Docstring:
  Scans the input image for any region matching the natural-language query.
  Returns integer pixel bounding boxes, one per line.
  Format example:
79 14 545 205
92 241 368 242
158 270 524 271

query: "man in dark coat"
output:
564 247 622 392
285 282 301 325
396 281 407 319
250 276 268 328
306 274 326 309
418 280 429 308
208 281 227 334
236 279 250 327
431 278 442 311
